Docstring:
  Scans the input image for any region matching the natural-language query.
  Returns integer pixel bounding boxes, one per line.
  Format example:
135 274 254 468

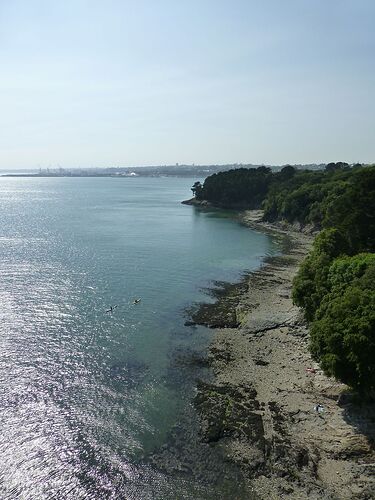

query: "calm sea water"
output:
0 177 278 499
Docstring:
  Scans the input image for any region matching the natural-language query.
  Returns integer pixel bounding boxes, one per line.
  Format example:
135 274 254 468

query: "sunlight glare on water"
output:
0 176 277 499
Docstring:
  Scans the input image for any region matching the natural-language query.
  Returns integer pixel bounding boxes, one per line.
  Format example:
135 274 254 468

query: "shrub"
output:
310 285 375 392
310 255 375 391
292 229 349 321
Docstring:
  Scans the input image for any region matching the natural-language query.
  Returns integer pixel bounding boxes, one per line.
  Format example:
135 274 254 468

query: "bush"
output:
310 255 375 391
310 285 375 392
322 166 375 253
292 229 349 321
199 167 272 208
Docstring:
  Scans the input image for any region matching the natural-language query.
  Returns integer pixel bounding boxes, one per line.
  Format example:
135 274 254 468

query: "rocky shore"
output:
191 210 375 499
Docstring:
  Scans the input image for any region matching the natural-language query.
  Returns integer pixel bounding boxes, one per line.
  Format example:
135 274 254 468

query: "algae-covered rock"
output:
194 380 266 473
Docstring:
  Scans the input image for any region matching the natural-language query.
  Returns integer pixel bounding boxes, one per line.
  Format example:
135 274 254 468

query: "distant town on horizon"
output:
1 162 365 178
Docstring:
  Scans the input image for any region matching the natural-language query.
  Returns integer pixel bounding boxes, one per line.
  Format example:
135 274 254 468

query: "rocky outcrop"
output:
187 280 248 328
181 198 212 207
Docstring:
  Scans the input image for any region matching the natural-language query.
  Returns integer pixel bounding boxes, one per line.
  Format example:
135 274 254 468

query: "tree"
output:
322 166 375 253
197 168 272 208
279 164 296 180
310 284 375 392
307 254 375 392
191 181 203 199
292 228 349 321
325 162 349 172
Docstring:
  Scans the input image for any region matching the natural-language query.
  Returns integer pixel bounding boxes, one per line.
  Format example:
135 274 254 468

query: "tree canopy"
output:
193 167 272 208
310 255 375 391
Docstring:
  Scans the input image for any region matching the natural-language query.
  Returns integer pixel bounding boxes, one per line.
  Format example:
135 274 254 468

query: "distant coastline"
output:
1 163 327 179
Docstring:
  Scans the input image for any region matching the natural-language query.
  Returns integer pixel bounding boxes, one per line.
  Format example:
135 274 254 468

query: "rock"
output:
173 349 209 368
209 344 234 364
254 358 269 366
333 435 372 459
181 198 211 207
188 280 248 328
193 381 267 475
337 391 355 406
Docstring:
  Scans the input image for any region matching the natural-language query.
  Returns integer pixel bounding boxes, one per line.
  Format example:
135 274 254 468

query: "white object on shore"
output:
314 404 325 413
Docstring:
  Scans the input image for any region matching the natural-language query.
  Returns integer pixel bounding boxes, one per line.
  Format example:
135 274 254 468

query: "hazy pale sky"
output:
0 0 374 168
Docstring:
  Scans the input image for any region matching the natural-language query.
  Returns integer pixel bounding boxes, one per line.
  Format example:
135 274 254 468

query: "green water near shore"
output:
0 176 278 498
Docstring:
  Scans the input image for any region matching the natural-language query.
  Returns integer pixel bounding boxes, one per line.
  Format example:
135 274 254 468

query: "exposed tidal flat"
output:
0 176 279 499
186 209 375 500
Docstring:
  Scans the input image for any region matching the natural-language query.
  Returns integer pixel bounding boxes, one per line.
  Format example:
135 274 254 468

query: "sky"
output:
0 0 374 168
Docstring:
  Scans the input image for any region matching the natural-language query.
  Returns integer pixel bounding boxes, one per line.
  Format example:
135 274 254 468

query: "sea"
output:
0 176 278 499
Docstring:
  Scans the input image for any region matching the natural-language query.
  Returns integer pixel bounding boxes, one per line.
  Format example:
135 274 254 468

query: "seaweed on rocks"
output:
194 380 266 473
186 279 249 328
145 346 256 499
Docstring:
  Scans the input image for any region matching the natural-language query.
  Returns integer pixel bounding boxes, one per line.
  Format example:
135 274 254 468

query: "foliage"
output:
191 181 203 198
325 161 349 172
322 166 375 253
192 167 273 208
264 164 375 253
310 258 375 391
294 248 375 391
292 228 349 321
279 164 296 179
324 253 375 298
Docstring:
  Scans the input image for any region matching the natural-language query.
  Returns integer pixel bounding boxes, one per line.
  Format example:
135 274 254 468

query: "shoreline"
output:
192 209 374 499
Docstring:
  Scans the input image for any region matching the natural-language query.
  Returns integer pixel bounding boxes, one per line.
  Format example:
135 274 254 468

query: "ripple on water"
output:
0 177 278 498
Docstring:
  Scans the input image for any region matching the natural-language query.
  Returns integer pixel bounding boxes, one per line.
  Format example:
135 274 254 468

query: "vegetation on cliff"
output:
191 163 375 392
293 240 375 392
194 167 272 208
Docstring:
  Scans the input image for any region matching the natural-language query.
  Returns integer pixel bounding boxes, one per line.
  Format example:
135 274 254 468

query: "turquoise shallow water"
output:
0 176 278 499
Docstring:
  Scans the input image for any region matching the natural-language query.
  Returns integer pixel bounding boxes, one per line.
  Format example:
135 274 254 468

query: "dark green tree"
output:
292 228 349 321
322 166 375 252
310 258 375 392
279 164 296 180
191 181 203 199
